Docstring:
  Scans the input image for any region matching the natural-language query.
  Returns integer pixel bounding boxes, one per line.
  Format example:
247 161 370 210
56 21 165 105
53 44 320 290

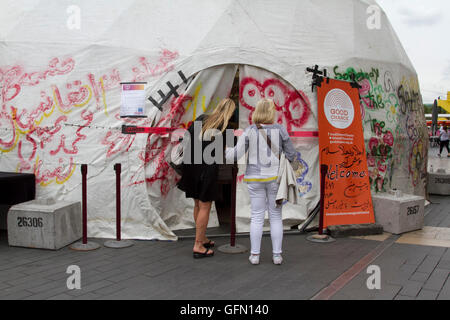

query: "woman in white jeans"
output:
226 99 297 265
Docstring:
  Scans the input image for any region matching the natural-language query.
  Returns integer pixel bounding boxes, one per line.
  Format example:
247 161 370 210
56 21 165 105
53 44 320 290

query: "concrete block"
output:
428 171 450 195
7 199 81 250
372 192 425 235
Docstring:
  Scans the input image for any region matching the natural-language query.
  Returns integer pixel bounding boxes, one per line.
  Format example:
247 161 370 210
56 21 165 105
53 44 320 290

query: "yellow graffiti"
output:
34 103 56 128
74 85 93 108
14 103 56 135
33 156 77 187
184 83 224 123
192 83 202 121
100 77 108 116
56 163 77 185
54 85 92 114
400 77 420 92
0 132 20 153
201 94 207 113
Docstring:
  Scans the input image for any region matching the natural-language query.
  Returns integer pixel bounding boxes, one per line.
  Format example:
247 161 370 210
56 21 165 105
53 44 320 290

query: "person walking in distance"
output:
438 126 450 157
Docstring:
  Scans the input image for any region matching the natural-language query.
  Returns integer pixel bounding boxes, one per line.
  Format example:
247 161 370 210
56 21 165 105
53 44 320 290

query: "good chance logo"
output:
324 89 355 130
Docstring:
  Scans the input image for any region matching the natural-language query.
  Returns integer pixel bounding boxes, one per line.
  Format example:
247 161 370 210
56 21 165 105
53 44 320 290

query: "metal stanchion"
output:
307 164 336 243
219 165 248 254
104 164 134 248
70 164 101 251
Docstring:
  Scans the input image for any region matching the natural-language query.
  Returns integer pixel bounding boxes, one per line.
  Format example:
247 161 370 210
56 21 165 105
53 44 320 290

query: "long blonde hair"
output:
252 98 276 125
201 98 236 140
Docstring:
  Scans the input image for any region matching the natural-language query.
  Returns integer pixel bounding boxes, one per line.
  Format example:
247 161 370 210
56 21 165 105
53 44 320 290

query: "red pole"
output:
81 164 88 244
319 164 328 235
114 163 121 241
230 165 238 247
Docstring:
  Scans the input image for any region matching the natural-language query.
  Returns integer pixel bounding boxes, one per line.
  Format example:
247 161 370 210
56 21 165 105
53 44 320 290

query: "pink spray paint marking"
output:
239 77 312 131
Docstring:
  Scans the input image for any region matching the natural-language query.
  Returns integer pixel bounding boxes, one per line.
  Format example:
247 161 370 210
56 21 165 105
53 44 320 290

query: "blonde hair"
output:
201 98 236 140
252 98 276 125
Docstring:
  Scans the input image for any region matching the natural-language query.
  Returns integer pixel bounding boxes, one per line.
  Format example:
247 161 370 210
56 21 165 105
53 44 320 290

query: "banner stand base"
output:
104 239 134 249
306 233 336 243
218 244 248 254
70 241 101 251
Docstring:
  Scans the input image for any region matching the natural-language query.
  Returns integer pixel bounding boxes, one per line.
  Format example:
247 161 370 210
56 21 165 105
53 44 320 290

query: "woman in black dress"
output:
178 98 236 258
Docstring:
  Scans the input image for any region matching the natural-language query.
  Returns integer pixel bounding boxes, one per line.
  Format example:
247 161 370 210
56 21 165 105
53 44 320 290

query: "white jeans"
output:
247 182 283 255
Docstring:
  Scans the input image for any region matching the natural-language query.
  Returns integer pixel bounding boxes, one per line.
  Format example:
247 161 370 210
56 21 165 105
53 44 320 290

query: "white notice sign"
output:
120 82 147 118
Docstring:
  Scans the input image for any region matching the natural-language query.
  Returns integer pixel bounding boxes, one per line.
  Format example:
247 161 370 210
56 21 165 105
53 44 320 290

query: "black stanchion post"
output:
218 165 248 254
306 164 336 243
70 164 101 251
318 164 328 235
104 163 134 249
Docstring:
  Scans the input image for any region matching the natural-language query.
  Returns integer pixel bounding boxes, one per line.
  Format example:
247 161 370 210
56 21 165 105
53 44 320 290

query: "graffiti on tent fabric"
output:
131 49 179 82
130 80 225 196
294 152 312 197
397 79 421 115
0 50 179 186
365 117 394 192
398 77 426 188
409 139 426 187
129 94 194 195
333 65 426 192
239 77 312 131
333 66 400 121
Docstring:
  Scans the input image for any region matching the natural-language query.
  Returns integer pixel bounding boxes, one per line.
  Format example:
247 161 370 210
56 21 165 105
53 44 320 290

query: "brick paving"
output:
0 232 382 300
0 149 449 300
332 194 450 300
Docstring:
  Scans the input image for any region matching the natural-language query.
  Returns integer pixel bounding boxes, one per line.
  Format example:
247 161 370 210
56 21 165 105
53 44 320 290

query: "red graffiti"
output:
50 110 93 156
52 81 90 113
0 107 16 149
101 130 136 159
36 116 66 149
1 50 181 187
17 134 37 172
132 49 179 82
12 91 54 132
33 156 76 185
129 94 190 195
239 77 311 131
0 57 75 105
99 69 121 91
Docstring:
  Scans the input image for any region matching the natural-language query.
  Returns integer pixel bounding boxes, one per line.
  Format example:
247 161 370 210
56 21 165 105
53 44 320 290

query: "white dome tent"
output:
0 0 427 240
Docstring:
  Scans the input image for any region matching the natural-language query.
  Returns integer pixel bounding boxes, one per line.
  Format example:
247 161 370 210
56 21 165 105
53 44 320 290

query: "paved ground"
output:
0 148 449 300
0 195 448 300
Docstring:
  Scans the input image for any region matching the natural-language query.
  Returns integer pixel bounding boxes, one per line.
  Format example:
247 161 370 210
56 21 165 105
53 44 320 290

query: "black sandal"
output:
203 240 215 249
193 248 214 259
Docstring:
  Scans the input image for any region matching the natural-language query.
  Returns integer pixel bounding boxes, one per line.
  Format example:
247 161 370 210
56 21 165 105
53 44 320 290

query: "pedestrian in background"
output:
438 126 450 157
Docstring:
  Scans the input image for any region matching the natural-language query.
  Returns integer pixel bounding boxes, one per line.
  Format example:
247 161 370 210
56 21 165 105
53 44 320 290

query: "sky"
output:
377 0 450 104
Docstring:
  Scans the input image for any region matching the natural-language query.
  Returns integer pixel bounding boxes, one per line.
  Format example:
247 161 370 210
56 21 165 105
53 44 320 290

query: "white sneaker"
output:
272 254 283 265
249 254 260 265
